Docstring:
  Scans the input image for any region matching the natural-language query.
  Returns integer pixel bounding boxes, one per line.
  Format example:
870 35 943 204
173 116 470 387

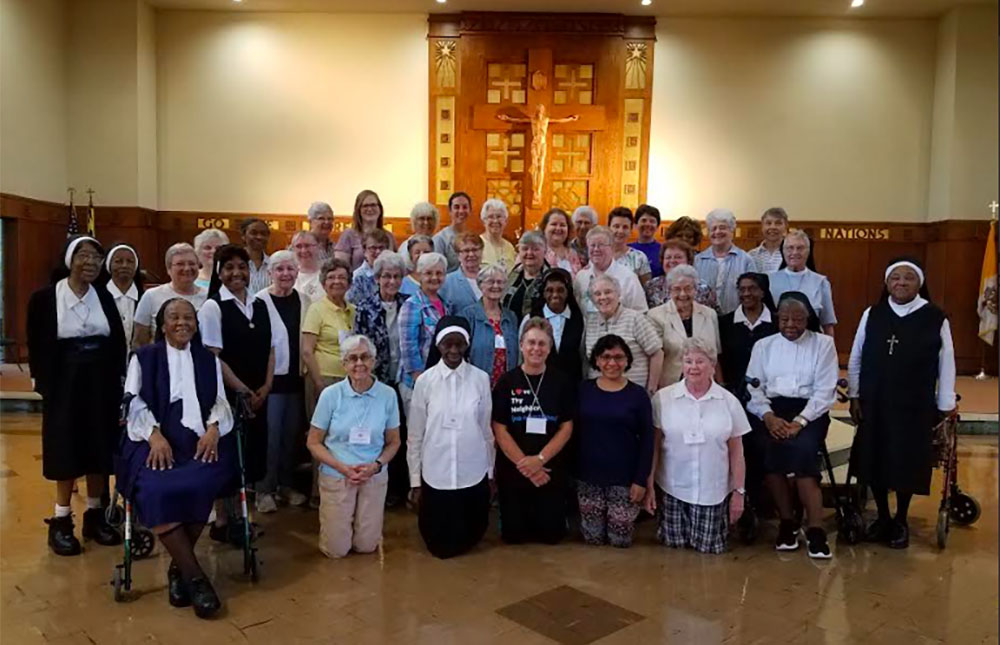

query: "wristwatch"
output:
734 487 746 496
538 452 547 463
374 459 384 473
793 415 808 427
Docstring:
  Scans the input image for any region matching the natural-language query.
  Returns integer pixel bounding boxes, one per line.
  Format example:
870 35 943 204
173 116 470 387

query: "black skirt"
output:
753 396 829 478
418 476 490 559
42 336 122 481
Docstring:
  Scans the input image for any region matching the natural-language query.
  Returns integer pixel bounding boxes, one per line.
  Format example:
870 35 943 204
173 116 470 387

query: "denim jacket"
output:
457 301 520 375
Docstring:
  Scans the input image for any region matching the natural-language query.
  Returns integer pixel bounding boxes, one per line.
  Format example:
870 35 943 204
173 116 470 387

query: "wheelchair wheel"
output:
131 529 156 559
104 504 125 529
949 493 981 526
112 566 126 602
936 509 949 549
838 507 864 545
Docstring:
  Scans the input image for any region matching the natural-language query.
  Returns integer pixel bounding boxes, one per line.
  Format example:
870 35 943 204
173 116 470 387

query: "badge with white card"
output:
494 334 506 349
683 429 706 445
526 415 547 435
349 425 371 445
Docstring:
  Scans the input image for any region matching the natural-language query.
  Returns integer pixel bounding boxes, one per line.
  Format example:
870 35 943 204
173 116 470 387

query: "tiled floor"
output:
0 415 997 644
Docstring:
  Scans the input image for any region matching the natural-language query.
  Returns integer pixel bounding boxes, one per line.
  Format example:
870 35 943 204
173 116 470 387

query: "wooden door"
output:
428 13 655 237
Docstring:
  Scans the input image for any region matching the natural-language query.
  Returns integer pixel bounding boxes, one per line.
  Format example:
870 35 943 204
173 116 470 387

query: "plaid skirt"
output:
656 487 729 554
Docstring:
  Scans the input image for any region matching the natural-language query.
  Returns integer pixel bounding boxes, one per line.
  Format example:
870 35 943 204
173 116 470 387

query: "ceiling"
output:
147 0 997 18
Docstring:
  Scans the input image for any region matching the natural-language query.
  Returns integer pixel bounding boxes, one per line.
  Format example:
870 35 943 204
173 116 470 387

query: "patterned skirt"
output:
656 487 729 554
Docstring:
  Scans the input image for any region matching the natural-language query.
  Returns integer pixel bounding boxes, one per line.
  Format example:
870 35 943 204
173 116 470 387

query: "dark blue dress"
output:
116 341 237 527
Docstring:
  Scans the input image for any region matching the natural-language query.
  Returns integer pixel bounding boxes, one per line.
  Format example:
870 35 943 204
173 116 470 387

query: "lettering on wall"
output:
819 227 890 241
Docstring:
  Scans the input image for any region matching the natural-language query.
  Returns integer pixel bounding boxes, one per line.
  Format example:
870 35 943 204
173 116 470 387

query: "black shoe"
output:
864 517 893 543
82 508 122 546
888 520 910 549
188 576 221 619
45 516 82 556
167 562 191 607
209 521 254 548
775 520 800 551
806 527 833 559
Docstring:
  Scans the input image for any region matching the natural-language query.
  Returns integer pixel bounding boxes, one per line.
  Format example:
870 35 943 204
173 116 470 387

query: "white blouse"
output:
197 285 261 350
256 287 306 377
653 381 751 506
746 330 839 422
407 360 494 490
124 344 233 441
107 281 138 352
846 297 956 411
55 278 111 339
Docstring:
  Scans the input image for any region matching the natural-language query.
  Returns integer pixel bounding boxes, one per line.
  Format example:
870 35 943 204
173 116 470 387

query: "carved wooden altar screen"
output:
428 13 656 236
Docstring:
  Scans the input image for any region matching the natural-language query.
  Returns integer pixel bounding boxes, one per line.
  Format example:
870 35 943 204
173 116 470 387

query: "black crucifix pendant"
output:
887 334 899 355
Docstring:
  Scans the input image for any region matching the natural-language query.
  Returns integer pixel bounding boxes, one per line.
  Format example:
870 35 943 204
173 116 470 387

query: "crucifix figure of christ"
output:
496 104 579 207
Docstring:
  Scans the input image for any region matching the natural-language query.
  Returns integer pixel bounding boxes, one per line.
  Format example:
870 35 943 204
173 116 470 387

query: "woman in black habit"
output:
118 297 236 617
27 235 125 555
527 267 584 382
196 244 274 543
847 257 956 549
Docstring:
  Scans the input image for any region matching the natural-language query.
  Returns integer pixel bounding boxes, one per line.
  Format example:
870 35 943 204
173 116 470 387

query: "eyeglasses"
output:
588 242 611 250
458 248 481 255
597 354 628 363
76 253 104 264
311 216 334 223
360 203 380 210
344 353 373 364
364 245 387 253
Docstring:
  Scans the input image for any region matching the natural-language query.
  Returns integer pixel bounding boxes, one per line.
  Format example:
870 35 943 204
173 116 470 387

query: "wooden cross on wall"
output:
471 49 606 219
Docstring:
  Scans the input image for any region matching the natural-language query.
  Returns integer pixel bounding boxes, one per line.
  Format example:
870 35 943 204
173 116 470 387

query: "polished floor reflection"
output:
1 416 996 644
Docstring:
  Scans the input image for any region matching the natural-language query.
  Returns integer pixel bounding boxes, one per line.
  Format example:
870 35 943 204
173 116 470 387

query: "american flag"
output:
66 197 80 237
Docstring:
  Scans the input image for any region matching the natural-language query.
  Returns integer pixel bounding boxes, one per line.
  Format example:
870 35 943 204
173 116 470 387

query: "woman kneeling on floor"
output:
118 298 237 618
307 334 401 558
646 337 750 554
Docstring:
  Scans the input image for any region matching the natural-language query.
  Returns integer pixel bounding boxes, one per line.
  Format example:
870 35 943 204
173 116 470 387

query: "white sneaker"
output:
255 493 278 514
284 489 308 507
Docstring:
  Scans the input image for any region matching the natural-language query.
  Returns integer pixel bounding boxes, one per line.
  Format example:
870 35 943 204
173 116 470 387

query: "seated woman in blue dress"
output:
118 297 236 619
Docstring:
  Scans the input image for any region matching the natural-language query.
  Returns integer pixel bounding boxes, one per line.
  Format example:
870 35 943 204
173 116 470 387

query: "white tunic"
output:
124 345 233 441
653 381 751 506
134 283 207 327
55 278 111 339
574 261 649 314
846 296 956 411
746 330 839 422
407 360 494 490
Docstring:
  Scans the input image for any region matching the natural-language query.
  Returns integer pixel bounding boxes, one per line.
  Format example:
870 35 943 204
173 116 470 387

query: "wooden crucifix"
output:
497 104 579 207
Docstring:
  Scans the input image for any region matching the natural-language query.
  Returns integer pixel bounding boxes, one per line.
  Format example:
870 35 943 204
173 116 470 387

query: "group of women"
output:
26 190 957 619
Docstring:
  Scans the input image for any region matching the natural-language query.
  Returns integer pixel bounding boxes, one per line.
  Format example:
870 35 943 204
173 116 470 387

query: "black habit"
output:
27 284 127 480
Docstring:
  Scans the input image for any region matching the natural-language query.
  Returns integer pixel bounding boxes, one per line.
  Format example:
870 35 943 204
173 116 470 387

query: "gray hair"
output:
340 334 377 363
666 264 699 289
405 234 435 268
416 251 447 274
572 205 598 225
778 296 810 316
164 242 197 270
681 337 717 364
784 228 811 250
374 251 407 278
519 230 546 250
193 228 229 254
307 201 333 219
520 316 554 346
409 201 440 227
480 198 509 221
269 249 297 269
291 230 317 246
476 263 508 287
590 274 621 297
705 208 737 231
585 225 613 246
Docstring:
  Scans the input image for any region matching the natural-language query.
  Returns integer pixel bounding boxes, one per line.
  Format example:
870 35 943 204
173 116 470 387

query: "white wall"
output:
0 0 68 203
155 11 428 218
137 0 158 208
648 18 938 222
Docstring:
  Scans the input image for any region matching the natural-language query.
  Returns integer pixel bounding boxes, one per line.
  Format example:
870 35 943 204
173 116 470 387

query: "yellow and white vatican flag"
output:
977 219 998 345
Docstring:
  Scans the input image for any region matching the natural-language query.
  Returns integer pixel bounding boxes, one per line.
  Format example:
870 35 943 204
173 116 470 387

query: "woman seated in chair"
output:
118 298 236 619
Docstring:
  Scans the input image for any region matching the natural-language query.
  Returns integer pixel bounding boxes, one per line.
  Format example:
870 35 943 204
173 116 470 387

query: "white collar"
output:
888 295 928 317
543 304 571 320
672 380 724 401
734 305 772 325
107 280 138 301
218 284 256 307
441 360 468 378
58 279 96 306
783 267 812 277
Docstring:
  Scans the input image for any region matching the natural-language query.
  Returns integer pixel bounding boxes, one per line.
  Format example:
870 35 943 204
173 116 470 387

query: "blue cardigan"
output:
441 270 480 316
457 301 520 374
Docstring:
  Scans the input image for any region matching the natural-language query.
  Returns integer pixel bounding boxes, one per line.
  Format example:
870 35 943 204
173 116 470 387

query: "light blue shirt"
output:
400 275 421 298
693 246 756 315
767 268 837 326
311 378 400 478
543 304 570 350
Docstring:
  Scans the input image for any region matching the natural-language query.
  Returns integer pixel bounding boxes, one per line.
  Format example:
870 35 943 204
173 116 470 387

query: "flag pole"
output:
976 202 999 380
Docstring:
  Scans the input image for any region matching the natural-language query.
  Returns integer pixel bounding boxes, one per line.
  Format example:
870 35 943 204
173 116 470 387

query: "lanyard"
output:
521 368 546 416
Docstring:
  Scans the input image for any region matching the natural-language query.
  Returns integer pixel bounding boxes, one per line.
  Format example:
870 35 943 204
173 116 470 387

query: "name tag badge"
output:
526 415 547 435
443 415 460 430
338 330 351 346
349 425 371 445
494 334 506 349
683 430 706 445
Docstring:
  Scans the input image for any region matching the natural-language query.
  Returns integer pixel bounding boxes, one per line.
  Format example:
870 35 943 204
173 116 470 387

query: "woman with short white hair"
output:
504 231 548 319
400 234 435 298
308 334 401 558
398 252 448 411
193 228 230 289
458 264 519 386
134 243 207 347
584 275 663 395
479 199 517 270
255 250 310 511
307 201 336 263
647 264 721 388
646 337 749 554
768 229 837 336
399 202 443 260
570 206 598 266
291 231 324 303
693 209 755 315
